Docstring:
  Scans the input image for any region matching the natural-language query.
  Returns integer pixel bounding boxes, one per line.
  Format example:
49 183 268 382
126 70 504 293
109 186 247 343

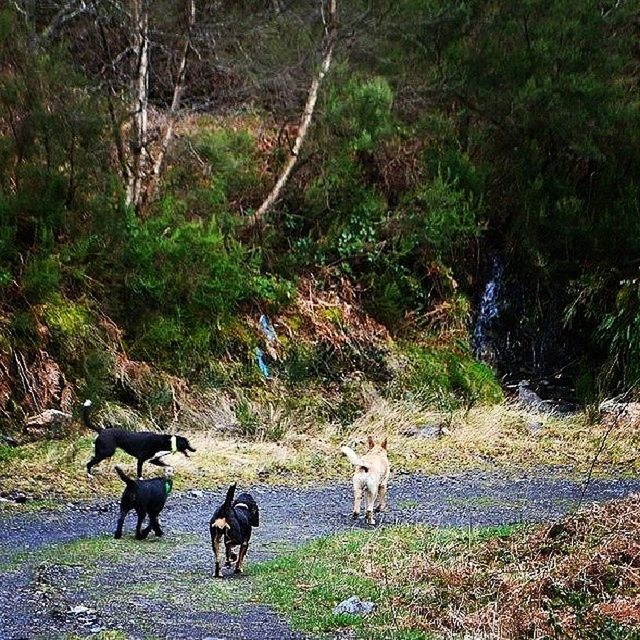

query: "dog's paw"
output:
234 567 244 574
114 532 122 539
351 511 360 519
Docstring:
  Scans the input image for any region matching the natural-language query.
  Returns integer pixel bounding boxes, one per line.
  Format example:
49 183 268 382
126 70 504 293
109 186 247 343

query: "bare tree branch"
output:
249 0 337 227
126 0 150 211
40 0 93 42
143 0 196 207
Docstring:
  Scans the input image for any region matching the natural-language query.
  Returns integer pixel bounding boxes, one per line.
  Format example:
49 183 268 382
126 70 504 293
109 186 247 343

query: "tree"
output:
250 0 337 226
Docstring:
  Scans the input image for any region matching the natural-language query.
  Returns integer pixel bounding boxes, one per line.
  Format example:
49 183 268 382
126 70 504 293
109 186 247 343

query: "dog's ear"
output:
367 435 375 449
381 437 387 449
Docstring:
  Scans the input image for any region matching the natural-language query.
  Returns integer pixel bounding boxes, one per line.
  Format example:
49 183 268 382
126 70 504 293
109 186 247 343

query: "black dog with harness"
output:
114 466 173 540
209 483 260 577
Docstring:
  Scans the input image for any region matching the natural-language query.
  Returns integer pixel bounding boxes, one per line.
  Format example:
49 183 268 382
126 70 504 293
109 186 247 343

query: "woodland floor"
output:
1 470 640 640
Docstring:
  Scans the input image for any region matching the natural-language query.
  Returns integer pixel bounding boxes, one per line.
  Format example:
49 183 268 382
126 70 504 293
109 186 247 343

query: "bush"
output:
194 128 262 213
398 344 503 408
23 255 61 302
41 295 96 358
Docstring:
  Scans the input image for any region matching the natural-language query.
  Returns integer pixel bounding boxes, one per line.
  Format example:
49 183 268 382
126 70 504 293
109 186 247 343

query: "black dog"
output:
82 400 196 478
209 483 259 577
114 466 172 540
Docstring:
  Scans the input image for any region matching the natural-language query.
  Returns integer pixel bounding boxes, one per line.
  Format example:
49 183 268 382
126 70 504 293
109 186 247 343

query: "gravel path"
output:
1 469 639 640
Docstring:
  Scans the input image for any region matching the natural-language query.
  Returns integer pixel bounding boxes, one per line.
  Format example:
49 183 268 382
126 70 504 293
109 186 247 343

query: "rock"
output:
25 409 72 430
333 595 376 616
528 420 543 435
189 489 204 498
69 605 92 615
518 380 543 410
518 380 578 415
418 424 443 439
599 398 640 425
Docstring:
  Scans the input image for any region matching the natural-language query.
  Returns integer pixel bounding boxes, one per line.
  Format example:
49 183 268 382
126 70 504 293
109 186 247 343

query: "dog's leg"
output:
114 509 128 539
135 510 148 539
141 513 161 538
149 456 169 467
365 485 377 525
352 477 363 519
151 515 164 537
86 454 107 477
212 530 225 577
375 483 388 513
235 543 249 574
225 541 237 566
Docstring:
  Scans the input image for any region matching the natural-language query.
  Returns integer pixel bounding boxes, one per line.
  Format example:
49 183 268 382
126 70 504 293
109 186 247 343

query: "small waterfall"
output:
473 257 504 360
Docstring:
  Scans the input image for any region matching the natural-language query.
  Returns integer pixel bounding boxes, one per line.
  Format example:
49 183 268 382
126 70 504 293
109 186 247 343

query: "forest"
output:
1 0 639 432
1 1 640 639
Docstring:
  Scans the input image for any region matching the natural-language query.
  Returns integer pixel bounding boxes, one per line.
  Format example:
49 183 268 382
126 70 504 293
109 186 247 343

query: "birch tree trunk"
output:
143 0 196 208
126 0 150 211
250 0 337 227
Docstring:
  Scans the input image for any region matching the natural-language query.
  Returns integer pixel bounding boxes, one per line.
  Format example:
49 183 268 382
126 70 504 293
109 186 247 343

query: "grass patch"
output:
100 570 243 612
1 399 639 504
4 531 197 573
255 498 640 639
253 524 521 638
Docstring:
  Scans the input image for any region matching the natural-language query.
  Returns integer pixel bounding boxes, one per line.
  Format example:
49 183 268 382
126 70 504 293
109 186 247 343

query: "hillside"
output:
1 0 640 445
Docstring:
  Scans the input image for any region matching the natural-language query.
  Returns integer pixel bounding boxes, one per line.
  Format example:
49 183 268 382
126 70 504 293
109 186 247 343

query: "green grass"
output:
252 524 522 639
3 531 197 572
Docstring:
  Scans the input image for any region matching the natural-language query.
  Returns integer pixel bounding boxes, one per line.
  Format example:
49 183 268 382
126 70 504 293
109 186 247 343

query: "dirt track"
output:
1 469 639 640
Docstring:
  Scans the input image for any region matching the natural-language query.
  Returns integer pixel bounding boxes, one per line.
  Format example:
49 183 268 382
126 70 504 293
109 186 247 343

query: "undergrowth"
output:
254 497 640 639
1 398 638 504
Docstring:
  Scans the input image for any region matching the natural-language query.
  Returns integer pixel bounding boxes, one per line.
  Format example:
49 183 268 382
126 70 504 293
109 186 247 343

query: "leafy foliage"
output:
1 0 638 420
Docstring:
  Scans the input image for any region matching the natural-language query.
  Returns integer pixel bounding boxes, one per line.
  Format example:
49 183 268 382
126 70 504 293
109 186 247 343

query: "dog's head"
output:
235 493 259 527
367 435 388 453
175 435 196 457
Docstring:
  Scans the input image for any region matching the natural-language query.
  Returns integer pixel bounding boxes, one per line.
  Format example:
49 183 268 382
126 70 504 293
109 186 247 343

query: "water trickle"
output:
473 257 504 360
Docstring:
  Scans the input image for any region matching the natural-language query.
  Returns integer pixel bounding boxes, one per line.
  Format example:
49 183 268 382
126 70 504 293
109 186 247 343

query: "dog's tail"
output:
115 465 136 489
341 446 369 471
81 399 102 433
223 483 237 516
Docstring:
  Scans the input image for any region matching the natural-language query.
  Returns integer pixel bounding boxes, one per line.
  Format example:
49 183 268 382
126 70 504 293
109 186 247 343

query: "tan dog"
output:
341 435 389 525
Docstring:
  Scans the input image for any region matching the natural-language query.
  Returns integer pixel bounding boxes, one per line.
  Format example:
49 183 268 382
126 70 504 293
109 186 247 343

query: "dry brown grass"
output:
255 496 640 639
397 496 640 638
1 395 639 505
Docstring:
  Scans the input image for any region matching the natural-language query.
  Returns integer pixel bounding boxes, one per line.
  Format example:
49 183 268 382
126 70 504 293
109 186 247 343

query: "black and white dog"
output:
114 466 173 540
82 400 196 479
210 483 260 577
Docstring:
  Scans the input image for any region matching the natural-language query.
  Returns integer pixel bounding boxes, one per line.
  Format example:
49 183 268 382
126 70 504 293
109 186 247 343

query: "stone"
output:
25 409 72 430
69 605 91 615
599 398 640 426
333 595 376 616
528 420 543 435
418 424 442 439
